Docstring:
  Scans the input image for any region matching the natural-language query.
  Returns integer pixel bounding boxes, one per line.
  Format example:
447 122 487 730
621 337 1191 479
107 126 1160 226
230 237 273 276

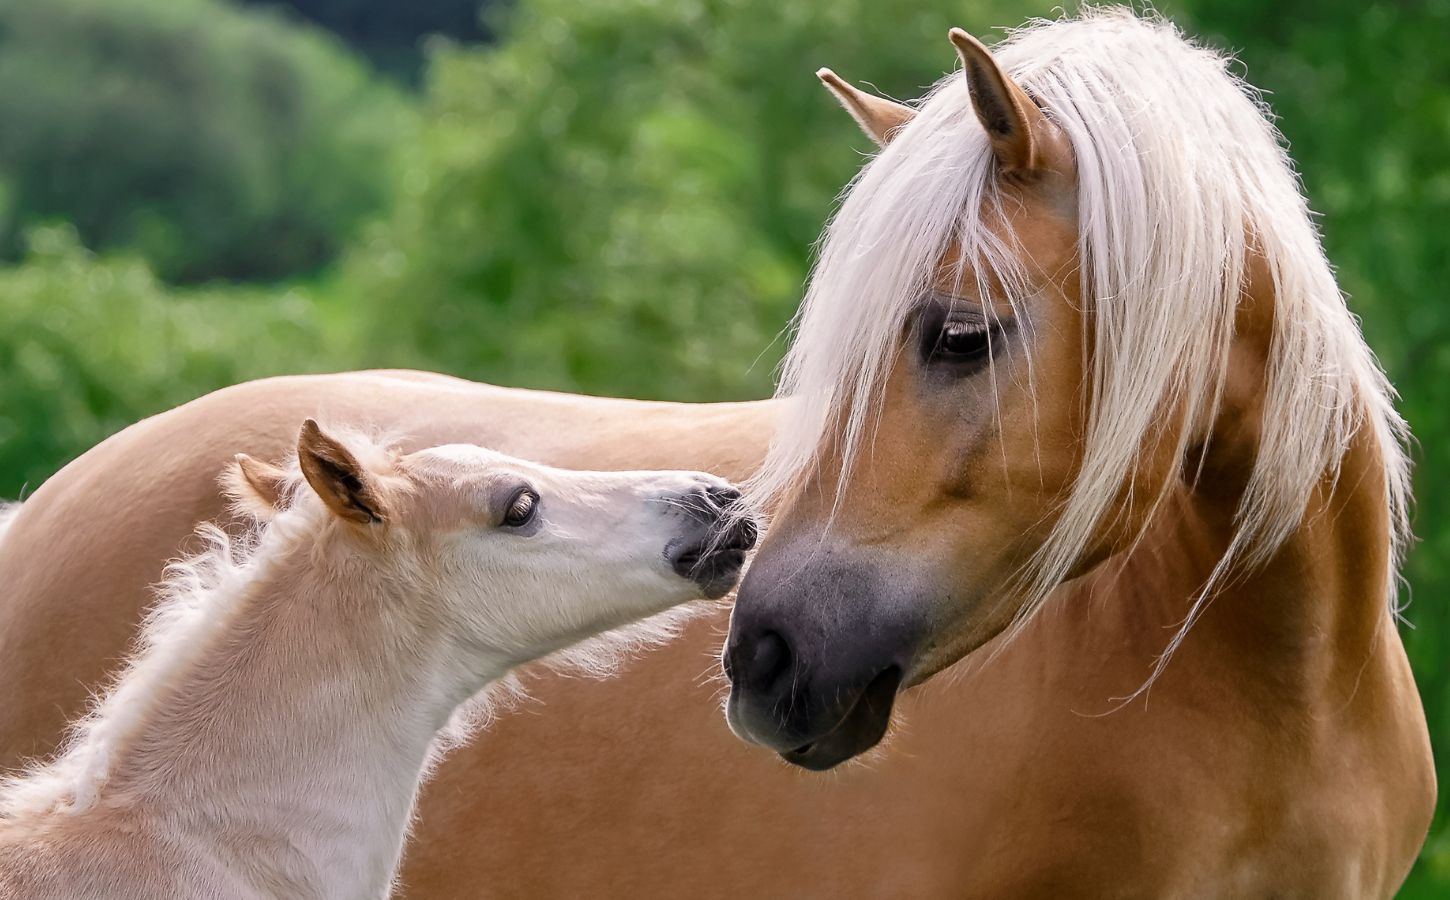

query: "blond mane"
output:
748 8 1411 661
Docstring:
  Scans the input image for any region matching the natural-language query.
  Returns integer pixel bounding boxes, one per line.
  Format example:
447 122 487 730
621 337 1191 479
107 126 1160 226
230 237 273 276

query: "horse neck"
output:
1071 417 1394 713
92 526 489 897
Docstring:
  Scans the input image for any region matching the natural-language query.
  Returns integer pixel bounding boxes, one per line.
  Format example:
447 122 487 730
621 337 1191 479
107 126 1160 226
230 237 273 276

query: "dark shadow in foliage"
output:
0 0 407 283
238 0 504 83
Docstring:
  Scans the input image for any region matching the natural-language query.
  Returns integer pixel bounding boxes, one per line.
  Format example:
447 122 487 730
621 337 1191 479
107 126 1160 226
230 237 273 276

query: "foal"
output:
0 420 755 899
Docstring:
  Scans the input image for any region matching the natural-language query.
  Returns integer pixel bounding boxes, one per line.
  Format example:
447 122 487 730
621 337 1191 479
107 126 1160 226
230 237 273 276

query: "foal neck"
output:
55 518 485 897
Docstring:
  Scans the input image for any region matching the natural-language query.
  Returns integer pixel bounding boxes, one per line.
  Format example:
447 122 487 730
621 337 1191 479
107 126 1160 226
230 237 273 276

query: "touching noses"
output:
668 483 759 598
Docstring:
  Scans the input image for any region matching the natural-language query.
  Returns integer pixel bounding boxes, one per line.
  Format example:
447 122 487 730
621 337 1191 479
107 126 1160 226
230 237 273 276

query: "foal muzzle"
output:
667 484 758 599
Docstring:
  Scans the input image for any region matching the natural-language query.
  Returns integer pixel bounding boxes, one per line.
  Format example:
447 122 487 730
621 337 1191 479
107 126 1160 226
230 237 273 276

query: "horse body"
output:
0 9 1435 898
0 371 776 772
720 9 1431 897
0 370 1428 897
382 436 1434 898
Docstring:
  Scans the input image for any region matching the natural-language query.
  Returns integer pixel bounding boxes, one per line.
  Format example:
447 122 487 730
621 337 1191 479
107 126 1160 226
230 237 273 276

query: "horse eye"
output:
934 320 993 362
502 487 538 528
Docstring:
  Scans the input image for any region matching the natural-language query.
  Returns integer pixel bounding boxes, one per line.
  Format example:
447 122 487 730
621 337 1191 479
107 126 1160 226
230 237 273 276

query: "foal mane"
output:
0 484 322 820
0 429 408 821
749 8 1411 655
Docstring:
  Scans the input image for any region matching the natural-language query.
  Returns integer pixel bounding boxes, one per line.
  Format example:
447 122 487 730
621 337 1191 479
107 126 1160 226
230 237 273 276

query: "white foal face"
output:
235 423 759 674
396 444 757 667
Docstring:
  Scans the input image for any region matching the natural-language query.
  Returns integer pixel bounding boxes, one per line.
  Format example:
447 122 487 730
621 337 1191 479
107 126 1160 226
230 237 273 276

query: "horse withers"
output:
0 421 755 898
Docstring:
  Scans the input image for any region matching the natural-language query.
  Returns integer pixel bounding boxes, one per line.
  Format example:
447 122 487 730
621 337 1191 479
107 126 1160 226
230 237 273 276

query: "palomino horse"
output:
0 421 754 898
725 7 1433 896
0 9 1433 898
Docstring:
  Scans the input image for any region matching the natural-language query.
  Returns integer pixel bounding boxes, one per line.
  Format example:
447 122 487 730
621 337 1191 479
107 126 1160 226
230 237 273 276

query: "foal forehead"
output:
406 443 531 485
402 444 533 522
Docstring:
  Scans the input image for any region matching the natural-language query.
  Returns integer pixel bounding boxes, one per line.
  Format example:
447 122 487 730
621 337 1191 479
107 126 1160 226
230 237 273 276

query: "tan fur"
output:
0 419 745 898
950 28 1051 174
816 68 915 147
0 369 1430 898
232 454 291 517
725 15 1432 898
0 11 1435 898
296 418 391 524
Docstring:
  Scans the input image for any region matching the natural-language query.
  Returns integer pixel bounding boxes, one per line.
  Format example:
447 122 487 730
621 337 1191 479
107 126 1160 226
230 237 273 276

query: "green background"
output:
0 0 1445 891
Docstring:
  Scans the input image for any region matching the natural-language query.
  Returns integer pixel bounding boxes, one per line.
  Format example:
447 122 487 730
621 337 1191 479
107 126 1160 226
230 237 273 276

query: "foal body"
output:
0 422 752 899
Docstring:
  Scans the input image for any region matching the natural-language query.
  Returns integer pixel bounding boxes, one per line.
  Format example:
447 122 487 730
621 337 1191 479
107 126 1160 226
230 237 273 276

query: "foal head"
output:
234 420 757 677
724 11 1408 769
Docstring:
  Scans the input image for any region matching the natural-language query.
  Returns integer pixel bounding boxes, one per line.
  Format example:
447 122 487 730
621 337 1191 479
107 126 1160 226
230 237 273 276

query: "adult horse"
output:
0 9 1433 898
724 8 1433 897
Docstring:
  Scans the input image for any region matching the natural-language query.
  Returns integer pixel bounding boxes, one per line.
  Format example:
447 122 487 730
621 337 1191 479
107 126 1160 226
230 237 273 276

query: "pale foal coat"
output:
0 423 746 899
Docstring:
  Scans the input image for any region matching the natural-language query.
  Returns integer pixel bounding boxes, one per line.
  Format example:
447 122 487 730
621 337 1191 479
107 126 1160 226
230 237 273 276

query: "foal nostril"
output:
707 484 743 507
711 511 758 553
729 515 759 551
737 630 791 693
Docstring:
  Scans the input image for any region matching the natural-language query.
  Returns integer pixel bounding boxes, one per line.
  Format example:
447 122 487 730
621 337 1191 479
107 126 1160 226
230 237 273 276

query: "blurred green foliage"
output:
0 226 327 490
338 0 1037 399
0 0 407 281
0 0 1445 892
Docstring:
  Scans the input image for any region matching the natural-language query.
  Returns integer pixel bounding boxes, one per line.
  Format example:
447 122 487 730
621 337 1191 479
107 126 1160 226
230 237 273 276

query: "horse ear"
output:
228 454 290 516
949 28 1070 177
296 419 387 525
817 67 915 147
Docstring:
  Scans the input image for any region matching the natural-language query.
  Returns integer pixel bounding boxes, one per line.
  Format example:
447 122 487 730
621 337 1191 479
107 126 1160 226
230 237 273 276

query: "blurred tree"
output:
0 0 409 282
0 226 330 494
341 0 1049 401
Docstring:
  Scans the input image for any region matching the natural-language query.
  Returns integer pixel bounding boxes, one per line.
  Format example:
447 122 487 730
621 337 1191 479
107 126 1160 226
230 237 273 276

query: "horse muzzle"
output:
722 544 924 770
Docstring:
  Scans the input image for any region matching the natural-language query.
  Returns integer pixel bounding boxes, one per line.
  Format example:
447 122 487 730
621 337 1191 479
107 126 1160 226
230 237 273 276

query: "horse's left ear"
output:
949 28 1071 178
297 419 388 525
817 67 916 147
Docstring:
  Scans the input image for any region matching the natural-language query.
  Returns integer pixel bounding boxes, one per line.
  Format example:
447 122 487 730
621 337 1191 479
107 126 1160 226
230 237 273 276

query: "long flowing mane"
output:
749 8 1411 650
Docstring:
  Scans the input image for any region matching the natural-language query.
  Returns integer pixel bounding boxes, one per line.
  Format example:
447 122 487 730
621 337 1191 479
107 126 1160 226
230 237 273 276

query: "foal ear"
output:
296 419 387 525
817 67 915 147
949 28 1070 177
229 454 290 515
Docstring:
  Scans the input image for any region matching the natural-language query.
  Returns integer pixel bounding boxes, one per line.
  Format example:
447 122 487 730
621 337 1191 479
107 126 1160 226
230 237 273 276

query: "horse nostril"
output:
739 630 791 693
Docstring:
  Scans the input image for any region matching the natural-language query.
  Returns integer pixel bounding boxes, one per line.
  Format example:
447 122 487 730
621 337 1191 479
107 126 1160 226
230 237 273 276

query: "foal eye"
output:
502 487 539 528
